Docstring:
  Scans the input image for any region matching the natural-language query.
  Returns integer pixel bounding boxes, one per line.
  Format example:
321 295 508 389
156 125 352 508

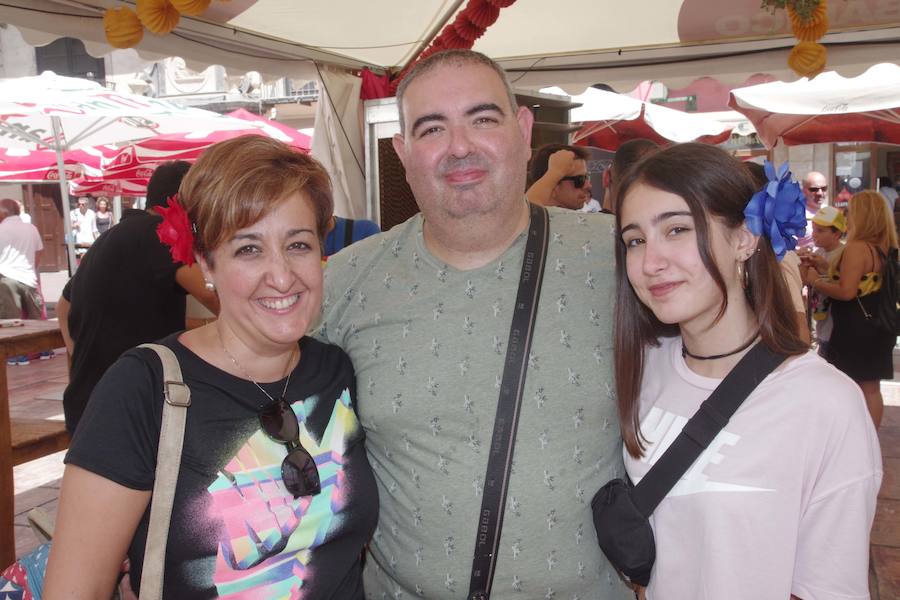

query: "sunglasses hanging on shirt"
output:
259 398 322 498
218 328 321 499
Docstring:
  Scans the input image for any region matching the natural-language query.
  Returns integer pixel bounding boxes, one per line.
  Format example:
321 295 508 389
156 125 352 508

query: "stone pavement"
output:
873 381 900 599
9 348 67 560
7 345 900 597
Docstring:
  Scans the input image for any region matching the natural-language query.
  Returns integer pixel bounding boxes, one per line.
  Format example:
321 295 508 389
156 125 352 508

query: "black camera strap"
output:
631 341 786 517
343 218 356 248
467 203 549 600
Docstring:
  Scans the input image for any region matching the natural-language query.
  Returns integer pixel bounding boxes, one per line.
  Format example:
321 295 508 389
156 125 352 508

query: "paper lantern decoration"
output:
453 15 486 42
104 7 144 49
136 0 181 35
788 41 827 78
788 0 828 42
436 27 470 50
392 0 516 92
171 0 212 16
464 0 501 28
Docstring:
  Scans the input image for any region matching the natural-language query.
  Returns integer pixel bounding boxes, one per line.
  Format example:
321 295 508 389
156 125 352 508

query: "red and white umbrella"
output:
728 62 900 148
102 108 312 181
0 146 113 182
0 71 252 271
69 177 147 197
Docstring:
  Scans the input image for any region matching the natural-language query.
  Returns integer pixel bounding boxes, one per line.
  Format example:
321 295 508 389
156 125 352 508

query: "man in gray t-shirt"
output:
318 50 629 599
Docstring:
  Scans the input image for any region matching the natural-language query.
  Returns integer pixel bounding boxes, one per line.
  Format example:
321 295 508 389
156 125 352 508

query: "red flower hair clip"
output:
155 195 196 266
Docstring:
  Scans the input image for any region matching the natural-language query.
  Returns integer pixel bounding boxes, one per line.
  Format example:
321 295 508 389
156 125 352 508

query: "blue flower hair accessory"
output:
743 161 806 262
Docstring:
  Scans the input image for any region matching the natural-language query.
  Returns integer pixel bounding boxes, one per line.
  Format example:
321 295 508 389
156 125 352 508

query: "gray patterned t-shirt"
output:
318 206 630 599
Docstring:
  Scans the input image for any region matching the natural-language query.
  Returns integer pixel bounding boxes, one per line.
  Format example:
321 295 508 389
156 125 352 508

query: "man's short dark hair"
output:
610 139 659 182
395 49 519 135
529 144 590 185
146 161 191 210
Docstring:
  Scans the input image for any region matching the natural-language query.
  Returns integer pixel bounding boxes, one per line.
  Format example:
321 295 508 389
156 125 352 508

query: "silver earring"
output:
204 281 215 292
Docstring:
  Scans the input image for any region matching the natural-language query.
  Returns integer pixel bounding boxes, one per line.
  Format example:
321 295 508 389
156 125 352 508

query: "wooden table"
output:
0 320 66 567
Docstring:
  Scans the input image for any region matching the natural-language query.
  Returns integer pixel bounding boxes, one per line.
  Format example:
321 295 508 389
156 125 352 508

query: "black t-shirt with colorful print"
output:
66 334 378 598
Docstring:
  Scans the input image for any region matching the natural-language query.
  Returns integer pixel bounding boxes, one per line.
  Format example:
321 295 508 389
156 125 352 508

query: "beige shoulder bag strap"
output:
136 343 191 600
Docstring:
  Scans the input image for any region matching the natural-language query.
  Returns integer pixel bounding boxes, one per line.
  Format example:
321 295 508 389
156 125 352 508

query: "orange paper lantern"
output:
170 0 212 16
136 0 181 35
104 7 144 49
788 41 827 78
788 0 828 42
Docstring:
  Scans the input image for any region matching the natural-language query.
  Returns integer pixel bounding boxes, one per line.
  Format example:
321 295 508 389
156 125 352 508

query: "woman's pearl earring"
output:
204 280 215 292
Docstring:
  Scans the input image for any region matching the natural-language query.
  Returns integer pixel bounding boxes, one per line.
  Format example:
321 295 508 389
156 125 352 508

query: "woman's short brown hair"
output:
178 135 333 262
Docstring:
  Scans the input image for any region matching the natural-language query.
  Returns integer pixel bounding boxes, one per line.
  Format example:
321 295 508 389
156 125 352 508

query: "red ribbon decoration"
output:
390 0 518 93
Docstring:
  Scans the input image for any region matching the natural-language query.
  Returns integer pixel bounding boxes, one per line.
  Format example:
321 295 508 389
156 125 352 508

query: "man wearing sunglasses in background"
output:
799 170 830 248
526 144 600 212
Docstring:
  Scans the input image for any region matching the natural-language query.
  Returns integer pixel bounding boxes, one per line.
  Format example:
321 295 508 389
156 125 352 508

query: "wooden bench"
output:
11 418 70 466
0 320 66 567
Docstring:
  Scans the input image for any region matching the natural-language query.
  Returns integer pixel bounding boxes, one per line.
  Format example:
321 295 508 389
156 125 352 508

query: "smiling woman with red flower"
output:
45 136 378 599
54 161 220 435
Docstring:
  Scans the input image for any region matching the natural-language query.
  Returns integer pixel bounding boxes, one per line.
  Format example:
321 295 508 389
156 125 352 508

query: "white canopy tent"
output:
2 1 896 219
729 62 900 148
539 86 737 148
1 0 897 91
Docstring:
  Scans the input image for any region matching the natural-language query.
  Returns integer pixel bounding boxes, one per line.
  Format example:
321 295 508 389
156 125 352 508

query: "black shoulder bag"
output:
591 342 785 587
467 203 549 600
858 245 900 335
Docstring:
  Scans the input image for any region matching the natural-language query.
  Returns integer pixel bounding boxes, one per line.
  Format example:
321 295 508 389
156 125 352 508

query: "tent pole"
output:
52 116 79 276
401 0 466 70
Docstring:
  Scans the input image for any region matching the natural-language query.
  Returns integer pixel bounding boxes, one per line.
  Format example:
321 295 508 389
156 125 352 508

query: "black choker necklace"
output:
682 332 759 361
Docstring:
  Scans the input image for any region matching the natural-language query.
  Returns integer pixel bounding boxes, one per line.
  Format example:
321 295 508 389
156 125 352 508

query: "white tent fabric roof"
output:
2 0 898 90
541 85 734 144
729 62 900 147
731 63 900 116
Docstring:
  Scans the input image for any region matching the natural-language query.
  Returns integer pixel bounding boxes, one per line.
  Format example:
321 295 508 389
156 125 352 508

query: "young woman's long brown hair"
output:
613 144 809 457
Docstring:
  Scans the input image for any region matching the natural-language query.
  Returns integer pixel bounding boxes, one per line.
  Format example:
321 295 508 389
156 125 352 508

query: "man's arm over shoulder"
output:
315 247 356 347
315 225 399 347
